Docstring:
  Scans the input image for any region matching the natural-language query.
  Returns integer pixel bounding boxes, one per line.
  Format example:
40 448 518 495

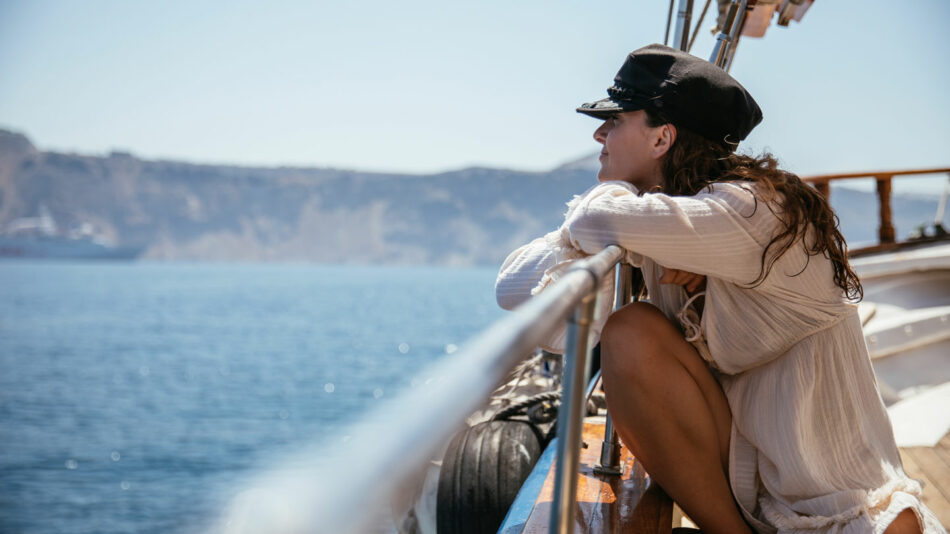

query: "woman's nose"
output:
593 120 609 144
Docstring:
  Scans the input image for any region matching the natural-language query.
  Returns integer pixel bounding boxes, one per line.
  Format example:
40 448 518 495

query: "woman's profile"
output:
495 44 943 534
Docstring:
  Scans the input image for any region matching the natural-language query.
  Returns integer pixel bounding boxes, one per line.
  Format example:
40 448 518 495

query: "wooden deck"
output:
899 431 950 527
519 417 673 533
517 422 950 532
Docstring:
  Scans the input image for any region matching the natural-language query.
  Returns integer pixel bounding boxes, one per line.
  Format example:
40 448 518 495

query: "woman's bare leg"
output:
884 509 922 534
600 302 751 534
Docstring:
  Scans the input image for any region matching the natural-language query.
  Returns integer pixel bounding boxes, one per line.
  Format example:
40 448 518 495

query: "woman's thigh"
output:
601 302 733 469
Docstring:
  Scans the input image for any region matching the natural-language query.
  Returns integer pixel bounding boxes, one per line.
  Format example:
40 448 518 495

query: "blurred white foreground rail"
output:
218 245 625 534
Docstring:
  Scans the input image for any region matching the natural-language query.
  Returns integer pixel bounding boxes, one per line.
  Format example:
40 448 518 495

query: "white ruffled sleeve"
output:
562 180 776 285
495 188 630 354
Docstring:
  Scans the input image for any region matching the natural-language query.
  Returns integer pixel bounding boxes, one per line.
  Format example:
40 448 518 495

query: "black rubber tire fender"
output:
436 420 542 534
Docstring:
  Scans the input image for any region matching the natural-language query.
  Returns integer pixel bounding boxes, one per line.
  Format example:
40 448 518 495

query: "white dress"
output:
494 180 945 533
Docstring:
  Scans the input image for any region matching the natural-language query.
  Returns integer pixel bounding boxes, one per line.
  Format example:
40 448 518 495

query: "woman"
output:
495 44 943 534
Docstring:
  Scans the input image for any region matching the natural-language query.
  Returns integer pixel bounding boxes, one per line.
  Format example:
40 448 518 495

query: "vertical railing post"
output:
594 413 624 476
550 288 599 534
934 173 950 229
876 175 895 244
593 263 635 476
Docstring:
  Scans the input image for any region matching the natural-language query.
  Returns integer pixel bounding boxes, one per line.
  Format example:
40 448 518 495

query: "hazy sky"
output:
1 0 948 183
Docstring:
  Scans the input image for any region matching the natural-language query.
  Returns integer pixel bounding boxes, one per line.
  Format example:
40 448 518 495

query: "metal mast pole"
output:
671 0 695 51
710 0 747 68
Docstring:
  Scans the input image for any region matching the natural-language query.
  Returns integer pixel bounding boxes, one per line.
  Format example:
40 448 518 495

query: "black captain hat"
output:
577 44 763 146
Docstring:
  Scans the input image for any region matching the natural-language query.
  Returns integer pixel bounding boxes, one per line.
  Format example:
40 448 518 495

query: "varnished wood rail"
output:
803 167 950 248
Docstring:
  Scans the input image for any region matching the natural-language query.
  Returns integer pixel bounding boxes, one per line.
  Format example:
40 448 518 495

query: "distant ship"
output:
0 206 142 260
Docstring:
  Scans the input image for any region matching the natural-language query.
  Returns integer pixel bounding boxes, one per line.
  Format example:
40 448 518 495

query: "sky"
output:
1 0 948 189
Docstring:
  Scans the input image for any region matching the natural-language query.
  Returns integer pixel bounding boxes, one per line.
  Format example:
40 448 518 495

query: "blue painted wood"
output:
496 438 558 534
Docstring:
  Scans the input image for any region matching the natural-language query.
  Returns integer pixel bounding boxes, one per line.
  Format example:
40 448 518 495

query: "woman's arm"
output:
563 181 777 285
494 228 619 354
495 232 564 310
495 185 605 309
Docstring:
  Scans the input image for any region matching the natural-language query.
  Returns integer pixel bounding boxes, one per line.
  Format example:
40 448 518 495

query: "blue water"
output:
0 261 506 534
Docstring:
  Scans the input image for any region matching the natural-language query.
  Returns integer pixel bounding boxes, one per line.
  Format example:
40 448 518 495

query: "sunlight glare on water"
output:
0 261 505 534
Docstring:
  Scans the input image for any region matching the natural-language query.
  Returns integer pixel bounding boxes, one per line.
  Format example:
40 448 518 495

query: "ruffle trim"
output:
759 477 922 530
530 216 640 295
530 229 588 297
675 290 718 368
676 291 706 343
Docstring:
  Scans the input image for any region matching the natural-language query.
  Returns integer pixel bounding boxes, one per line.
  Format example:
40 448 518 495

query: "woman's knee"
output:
600 302 679 380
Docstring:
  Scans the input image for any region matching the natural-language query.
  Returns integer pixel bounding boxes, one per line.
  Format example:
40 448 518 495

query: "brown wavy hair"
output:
644 110 863 301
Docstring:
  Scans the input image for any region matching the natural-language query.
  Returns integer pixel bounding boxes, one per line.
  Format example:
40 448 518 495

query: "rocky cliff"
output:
0 129 944 264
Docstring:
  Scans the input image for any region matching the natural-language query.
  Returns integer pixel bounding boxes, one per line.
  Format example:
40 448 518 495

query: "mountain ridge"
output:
0 128 944 265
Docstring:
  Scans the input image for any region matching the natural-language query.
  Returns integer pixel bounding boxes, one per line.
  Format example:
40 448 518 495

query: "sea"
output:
0 261 507 534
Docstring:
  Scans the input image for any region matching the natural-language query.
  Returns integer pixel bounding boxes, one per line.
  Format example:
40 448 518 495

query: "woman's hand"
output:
660 267 706 296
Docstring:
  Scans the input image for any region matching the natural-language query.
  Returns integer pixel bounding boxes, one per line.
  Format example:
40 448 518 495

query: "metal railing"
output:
549 255 647 533
221 245 625 534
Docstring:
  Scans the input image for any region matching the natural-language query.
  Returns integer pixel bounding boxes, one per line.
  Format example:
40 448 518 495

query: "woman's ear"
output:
652 123 677 159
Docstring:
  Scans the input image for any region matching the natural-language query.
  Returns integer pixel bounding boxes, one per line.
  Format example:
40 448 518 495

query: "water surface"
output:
0 261 505 534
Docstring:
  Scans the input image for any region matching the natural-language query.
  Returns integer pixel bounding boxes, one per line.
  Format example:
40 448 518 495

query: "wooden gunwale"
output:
802 167 950 184
849 236 950 257
803 167 950 248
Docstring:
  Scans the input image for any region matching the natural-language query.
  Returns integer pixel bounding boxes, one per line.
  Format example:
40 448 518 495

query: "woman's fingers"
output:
659 268 679 284
661 268 707 295
686 276 706 294
661 268 693 285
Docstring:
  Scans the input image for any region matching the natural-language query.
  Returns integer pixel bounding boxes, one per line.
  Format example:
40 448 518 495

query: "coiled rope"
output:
491 391 561 423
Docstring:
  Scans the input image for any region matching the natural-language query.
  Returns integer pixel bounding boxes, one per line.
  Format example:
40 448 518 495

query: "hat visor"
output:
576 97 646 119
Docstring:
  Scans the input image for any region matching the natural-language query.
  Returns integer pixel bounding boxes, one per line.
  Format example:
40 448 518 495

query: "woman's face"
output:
593 110 669 190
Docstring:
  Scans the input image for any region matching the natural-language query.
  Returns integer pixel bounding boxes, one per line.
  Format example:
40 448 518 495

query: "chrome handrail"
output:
220 245 625 534
550 284 600 533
